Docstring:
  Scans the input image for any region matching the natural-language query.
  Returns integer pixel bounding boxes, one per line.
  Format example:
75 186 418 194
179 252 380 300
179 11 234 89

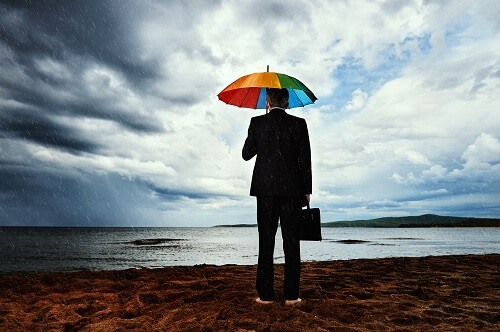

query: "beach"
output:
0 254 498 331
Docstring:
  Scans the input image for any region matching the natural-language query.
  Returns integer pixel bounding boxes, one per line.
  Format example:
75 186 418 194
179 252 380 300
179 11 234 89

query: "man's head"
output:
266 88 289 109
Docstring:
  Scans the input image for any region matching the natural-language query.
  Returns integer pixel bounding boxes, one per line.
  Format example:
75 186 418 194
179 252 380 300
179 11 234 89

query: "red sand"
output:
0 254 499 331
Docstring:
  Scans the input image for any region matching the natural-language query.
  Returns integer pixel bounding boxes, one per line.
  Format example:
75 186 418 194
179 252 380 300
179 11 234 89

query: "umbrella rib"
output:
225 88 247 108
290 77 309 107
293 76 317 103
290 88 304 107
240 87 254 108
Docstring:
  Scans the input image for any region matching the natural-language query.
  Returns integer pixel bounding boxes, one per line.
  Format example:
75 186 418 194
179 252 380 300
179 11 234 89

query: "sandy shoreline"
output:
0 254 499 331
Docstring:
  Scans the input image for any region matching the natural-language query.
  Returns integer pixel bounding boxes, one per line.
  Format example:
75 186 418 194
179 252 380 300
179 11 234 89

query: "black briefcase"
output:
297 203 322 241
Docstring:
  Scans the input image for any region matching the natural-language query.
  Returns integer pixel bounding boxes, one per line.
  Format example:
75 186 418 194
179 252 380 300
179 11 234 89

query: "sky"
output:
0 0 499 227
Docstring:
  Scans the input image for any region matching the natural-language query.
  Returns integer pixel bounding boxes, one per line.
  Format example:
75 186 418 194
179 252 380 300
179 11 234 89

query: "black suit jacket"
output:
242 108 312 197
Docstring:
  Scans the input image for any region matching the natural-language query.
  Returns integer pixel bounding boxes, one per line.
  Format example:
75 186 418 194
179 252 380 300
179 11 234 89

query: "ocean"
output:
0 226 499 273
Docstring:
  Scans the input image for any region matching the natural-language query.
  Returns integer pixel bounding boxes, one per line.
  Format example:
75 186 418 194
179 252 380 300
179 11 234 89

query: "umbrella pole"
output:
266 65 269 114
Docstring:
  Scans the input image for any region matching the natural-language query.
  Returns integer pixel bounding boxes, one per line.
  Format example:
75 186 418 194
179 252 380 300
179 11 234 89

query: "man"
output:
242 87 312 306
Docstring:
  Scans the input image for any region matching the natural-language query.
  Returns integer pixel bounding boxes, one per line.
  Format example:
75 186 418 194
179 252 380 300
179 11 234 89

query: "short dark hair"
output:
266 88 289 109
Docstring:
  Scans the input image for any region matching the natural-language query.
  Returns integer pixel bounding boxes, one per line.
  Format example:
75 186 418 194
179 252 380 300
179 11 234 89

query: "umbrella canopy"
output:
217 70 317 109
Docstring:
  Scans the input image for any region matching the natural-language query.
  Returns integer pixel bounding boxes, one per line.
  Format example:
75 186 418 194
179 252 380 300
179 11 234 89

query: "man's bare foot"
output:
285 298 302 306
255 297 274 304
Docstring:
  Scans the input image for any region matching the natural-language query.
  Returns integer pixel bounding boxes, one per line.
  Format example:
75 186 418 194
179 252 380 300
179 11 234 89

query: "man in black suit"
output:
242 88 312 306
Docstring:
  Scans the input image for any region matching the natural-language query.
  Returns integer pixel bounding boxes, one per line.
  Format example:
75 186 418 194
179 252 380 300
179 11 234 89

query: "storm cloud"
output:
0 0 499 226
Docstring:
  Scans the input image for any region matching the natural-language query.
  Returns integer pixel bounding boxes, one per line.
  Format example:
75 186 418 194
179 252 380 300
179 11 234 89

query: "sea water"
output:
0 227 499 272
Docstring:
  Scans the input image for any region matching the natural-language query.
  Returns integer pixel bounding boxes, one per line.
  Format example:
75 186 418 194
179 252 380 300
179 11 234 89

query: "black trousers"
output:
256 196 302 301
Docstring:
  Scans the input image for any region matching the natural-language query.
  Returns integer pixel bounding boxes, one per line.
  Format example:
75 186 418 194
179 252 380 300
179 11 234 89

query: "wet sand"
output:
0 254 499 331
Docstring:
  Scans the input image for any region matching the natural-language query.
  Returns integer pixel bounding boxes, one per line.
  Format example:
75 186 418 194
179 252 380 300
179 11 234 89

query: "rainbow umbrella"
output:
217 67 317 110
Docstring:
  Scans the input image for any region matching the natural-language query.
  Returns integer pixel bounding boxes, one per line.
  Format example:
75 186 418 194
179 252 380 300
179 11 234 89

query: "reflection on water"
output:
0 227 499 272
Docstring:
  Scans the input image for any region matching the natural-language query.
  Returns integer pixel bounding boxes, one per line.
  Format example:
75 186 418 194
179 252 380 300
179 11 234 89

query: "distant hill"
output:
322 214 500 228
213 214 500 228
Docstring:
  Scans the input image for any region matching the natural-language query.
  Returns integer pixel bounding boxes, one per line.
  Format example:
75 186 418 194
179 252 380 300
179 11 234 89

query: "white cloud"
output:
34 57 72 81
420 188 449 197
422 165 448 181
395 148 430 165
461 133 500 168
30 144 177 179
390 134 500 189
344 89 368 112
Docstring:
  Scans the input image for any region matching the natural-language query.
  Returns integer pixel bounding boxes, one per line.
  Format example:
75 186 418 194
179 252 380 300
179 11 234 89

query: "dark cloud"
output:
0 166 156 226
0 0 234 226
0 108 99 153
147 183 230 201
0 0 166 136
470 61 500 95
0 0 224 135
429 199 500 219
381 0 417 14
240 0 310 23
233 0 312 51
365 200 403 209
0 1 158 84
0 66 164 134
150 186 211 200
0 1 189 226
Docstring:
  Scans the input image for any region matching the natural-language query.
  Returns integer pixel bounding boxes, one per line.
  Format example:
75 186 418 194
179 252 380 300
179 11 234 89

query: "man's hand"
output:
305 194 311 203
